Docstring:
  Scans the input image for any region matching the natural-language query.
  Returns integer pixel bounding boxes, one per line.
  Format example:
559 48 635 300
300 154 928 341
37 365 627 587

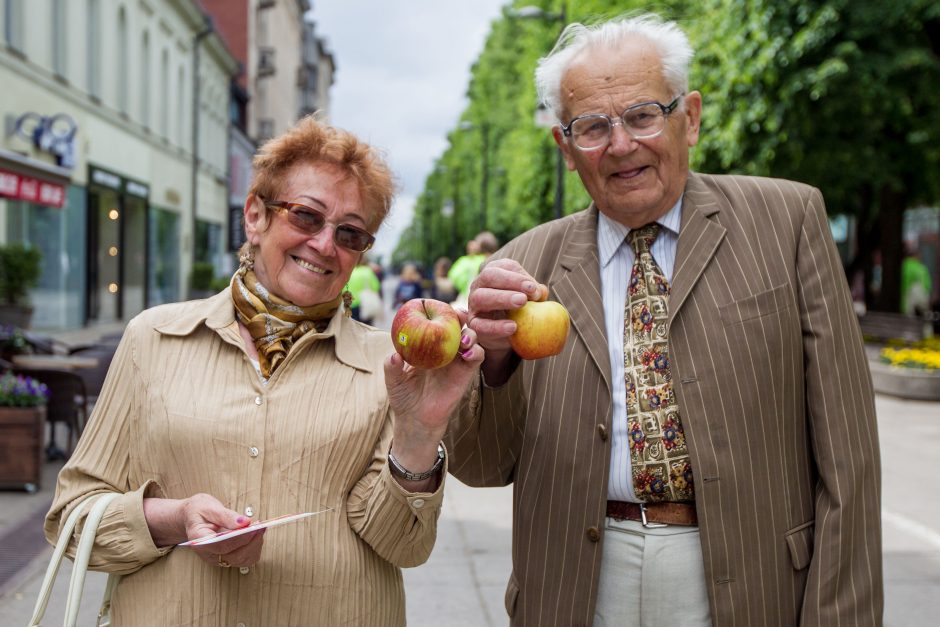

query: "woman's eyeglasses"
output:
262 199 375 252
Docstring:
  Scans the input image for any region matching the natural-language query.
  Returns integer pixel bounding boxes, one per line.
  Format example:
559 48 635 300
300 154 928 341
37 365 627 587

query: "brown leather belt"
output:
606 500 698 527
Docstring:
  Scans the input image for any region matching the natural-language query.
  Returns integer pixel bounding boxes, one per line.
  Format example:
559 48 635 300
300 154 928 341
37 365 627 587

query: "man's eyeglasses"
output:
262 199 375 252
561 94 684 151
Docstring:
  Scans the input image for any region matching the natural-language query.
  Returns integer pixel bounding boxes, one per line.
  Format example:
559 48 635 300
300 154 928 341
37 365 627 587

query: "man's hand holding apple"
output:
465 258 549 385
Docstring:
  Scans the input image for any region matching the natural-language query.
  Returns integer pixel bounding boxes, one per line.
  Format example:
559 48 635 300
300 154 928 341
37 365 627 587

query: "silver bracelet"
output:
388 443 445 481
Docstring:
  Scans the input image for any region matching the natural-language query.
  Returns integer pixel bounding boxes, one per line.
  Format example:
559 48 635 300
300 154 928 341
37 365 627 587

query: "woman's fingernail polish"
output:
460 334 471 347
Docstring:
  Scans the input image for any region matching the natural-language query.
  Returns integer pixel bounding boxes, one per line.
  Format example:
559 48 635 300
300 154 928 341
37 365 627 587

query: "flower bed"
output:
872 337 940 401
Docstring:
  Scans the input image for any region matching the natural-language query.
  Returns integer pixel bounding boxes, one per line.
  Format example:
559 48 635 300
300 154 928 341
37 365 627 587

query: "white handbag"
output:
28 492 122 627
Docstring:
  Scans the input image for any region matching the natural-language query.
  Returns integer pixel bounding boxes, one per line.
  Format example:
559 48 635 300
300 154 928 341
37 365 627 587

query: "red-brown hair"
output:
248 115 396 232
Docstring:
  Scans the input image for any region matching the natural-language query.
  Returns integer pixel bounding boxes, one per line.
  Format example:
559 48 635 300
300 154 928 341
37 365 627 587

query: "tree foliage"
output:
395 0 940 312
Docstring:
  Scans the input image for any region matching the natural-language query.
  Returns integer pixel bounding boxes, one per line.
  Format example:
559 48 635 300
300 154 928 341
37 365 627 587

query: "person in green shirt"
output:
448 232 499 307
347 259 382 324
901 247 933 316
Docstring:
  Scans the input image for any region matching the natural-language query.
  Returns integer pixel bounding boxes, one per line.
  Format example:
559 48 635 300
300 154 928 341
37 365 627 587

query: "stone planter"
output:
0 405 45 492
869 361 940 402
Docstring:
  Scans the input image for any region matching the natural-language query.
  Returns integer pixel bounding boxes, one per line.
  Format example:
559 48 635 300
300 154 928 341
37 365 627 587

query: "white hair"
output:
534 14 694 121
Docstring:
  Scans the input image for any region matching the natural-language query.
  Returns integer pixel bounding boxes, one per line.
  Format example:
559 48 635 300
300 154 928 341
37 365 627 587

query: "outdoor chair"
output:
68 342 118 403
13 368 88 461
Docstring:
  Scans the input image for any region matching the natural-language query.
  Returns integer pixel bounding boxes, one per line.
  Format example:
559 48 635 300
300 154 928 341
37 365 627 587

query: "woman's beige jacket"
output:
45 289 444 626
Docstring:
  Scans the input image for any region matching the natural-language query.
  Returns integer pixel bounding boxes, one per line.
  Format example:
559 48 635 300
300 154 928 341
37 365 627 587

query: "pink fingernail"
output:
460 334 471 347
460 348 472 358
236 516 248 525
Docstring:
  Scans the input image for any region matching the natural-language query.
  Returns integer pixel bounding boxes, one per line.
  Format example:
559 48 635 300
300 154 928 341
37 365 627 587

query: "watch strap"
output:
388 443 445 481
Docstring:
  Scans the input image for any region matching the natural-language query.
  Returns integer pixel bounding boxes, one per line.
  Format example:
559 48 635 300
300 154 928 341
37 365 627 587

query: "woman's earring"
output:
239 246 255 272
342 289 353 318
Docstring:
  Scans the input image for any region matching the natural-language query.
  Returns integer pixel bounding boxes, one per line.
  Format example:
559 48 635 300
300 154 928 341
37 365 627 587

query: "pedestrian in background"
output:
44 116 484 626
900 244 932 316
449 13 881 626
448 231 499 307
393 262 425 307
431 256 457 303
347 257 382 325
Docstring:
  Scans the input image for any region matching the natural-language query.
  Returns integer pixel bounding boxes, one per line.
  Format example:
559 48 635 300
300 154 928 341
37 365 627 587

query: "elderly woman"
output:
44 117 483 625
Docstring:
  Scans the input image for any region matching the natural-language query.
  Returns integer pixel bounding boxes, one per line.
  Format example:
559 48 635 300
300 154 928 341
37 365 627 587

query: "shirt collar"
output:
153 287 374 373
597 195 683 268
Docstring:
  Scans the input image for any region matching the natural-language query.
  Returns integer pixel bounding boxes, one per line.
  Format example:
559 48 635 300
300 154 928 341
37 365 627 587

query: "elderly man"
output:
446 14 882 627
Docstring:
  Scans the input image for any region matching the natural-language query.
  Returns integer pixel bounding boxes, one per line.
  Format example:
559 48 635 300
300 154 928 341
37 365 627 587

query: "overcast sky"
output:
308 1 510 263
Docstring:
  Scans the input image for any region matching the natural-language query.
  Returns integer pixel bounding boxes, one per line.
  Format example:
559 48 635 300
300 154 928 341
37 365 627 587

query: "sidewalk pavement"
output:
0 336 936 625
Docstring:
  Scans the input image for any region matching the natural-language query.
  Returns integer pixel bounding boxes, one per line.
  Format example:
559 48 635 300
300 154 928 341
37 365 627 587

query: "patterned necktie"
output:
624 223 694 502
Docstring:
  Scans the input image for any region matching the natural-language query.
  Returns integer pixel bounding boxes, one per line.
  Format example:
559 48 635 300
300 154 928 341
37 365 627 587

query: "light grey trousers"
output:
593 516 712 627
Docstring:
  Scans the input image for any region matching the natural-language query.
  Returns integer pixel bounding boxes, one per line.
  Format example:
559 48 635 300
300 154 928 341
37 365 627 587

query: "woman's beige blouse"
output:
44 289 445 626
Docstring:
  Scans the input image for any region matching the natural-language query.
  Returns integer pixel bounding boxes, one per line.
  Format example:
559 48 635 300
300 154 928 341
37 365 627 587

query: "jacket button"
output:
586 526 600 542
596 424 608 441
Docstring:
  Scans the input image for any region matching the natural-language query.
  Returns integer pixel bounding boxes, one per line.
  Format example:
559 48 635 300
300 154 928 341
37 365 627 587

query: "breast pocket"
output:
718 282 793 326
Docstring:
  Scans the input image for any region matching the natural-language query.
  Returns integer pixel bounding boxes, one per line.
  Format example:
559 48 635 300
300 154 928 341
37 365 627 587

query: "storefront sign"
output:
0 168 66 208
89 165 150 199
13 112 77 169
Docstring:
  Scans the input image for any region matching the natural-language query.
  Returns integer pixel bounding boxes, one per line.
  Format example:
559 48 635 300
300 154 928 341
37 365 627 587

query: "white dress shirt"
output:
597 197 683 502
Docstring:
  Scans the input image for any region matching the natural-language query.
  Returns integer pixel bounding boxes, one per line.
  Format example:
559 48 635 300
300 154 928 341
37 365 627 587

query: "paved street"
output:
0 386 936 625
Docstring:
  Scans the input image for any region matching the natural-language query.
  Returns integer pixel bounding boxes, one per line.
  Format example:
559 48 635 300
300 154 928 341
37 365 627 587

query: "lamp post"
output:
509 2 568 221
459 120 491 232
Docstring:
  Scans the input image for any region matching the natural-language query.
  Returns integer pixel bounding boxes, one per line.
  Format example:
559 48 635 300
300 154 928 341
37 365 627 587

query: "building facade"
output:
0 0 237 330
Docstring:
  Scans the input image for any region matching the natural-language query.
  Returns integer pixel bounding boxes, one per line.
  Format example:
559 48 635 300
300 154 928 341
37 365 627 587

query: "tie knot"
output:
628 223 661 255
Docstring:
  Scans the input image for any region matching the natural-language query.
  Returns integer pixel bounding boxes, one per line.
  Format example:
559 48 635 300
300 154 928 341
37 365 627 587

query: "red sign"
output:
0 168 66 208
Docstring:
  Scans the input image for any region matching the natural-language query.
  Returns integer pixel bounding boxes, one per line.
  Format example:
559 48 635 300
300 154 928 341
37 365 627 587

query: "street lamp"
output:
459 120 490 232
508 2 568 220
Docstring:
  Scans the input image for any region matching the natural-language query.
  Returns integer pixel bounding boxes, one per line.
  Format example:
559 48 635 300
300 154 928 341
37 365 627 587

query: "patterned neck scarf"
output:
231 268 340 378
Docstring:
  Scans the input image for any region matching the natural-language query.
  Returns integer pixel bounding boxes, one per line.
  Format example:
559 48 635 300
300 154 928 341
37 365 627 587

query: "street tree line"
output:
393 0 940 312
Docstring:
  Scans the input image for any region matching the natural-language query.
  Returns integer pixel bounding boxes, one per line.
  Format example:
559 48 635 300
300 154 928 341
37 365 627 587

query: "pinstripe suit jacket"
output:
446 172 883 627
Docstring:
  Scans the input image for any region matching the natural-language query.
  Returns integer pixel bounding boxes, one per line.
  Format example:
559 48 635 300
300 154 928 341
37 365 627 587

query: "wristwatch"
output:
388 443 446 481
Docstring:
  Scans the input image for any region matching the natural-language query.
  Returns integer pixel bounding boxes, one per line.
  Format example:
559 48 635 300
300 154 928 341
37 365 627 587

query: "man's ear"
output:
243 194 265 245
683 91 702 148
552 126 577 171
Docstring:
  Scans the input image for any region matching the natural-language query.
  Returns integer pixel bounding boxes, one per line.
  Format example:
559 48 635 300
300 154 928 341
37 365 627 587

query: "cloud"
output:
308 1 508 262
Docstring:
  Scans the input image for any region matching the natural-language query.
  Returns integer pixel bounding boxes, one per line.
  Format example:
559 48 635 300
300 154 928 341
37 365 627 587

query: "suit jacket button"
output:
596 424 608 441
586 526 601 542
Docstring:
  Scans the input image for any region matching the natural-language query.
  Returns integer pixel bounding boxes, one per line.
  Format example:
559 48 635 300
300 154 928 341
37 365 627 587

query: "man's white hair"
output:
534 14 694 121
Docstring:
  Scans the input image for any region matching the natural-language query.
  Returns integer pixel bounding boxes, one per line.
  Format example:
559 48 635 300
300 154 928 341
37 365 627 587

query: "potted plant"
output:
189 261 215 299
0 243 42 328
0 370 49 492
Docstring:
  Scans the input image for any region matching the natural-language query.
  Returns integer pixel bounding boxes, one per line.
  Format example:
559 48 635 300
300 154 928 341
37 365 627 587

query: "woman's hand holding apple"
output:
384 302 484 488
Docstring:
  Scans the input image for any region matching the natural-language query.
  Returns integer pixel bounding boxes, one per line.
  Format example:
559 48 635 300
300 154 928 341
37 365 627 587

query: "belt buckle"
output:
639 503 668 528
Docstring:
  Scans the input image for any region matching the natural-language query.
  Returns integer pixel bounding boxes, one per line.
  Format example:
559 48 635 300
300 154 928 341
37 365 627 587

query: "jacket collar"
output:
153 288 374 373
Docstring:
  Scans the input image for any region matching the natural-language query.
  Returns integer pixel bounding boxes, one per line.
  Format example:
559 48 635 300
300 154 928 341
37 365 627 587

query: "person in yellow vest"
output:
347 257 382 325
448 231 499 307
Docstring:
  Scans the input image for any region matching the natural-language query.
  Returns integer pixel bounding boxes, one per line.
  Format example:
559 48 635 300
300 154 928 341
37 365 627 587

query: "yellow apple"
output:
507 299 570 360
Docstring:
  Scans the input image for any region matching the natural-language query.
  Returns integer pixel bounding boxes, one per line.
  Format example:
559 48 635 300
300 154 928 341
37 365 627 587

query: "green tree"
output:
690 0 940 311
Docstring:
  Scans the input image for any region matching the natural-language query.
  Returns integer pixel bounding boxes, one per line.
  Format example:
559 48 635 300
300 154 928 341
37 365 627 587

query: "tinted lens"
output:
286 205 326 234
335 225 375 252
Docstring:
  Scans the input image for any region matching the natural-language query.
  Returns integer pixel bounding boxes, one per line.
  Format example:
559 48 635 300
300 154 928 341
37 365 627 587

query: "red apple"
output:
391 298 462 369
507 299 570 360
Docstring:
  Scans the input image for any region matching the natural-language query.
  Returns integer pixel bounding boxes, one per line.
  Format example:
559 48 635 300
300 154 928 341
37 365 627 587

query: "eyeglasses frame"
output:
261 198 375 252
560 94 685 151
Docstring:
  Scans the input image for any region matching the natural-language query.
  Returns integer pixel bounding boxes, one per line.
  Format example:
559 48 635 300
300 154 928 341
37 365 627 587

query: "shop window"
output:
4 0 23 53
5 187 87 329
51 0 67 77
148 207 180 306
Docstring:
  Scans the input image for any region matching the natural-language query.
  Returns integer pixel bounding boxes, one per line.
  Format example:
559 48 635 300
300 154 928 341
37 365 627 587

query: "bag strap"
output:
64 492 120 626
27 492 120 627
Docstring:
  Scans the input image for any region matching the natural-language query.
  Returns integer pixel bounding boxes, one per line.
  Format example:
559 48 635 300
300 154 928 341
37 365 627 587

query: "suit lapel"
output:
670 173 726 322
553 206 613 394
